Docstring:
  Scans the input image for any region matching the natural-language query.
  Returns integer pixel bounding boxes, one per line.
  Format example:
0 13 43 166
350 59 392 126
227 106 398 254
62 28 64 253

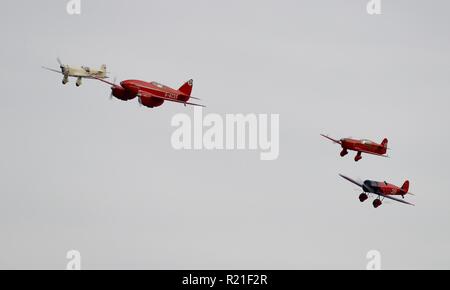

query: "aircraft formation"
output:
43 58 204 108
321 134 415 208
43 58 414 209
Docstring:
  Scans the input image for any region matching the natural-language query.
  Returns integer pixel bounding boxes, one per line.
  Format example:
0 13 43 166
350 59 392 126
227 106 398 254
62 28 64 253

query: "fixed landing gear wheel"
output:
359 193 368 202
373 199 382 208
340 149 348 157
355 153 362 162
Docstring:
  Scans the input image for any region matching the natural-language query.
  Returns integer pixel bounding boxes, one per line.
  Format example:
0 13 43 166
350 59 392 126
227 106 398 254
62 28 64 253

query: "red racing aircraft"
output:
339 174 414 208
321 134 389 162
93 76 204 108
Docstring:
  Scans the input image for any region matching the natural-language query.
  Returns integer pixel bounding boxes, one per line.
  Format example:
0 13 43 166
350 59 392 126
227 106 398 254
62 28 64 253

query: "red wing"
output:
321 134 342 145
358 149 389 158
138 90 205 107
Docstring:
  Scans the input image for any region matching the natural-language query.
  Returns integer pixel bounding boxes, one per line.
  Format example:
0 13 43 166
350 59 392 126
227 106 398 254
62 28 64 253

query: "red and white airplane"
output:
93 76 204 108
339 174 415 208
321 134 389 162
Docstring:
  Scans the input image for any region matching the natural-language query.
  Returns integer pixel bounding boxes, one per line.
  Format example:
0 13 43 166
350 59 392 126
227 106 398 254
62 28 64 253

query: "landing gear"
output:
354 152 362 162
340 149 348 157
76 77 82 87
62 77 69 85
373 199 382 208
359 193 368 202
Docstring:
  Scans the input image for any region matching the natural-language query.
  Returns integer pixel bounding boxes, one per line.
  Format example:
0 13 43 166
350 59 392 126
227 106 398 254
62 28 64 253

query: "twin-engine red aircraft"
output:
321 134 388 162
94 77 204 108
339 174 414 208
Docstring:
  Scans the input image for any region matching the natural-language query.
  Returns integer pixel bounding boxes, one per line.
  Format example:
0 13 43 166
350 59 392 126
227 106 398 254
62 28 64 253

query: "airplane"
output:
321 134 389 162
42 58 108 87
339 174 415 208
92 76 204 108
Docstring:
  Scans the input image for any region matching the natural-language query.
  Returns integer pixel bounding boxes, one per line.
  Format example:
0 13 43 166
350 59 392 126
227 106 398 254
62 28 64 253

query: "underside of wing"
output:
321 134 342 145
379 194 415 206
360 149 389 158
90 75 116 86
85 75 109 79
339 174 363 188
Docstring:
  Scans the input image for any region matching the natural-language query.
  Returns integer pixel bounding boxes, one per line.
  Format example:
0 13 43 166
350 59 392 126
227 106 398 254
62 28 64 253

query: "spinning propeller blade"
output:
109 77 117 99
57 57 69 75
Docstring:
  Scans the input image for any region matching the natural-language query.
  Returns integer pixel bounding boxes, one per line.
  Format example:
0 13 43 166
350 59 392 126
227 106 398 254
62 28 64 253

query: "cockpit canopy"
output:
151 82 165 89
361 139 375 145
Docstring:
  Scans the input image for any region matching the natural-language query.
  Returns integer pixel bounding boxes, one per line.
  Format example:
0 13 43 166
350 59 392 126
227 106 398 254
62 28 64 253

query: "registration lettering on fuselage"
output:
165 92 177 99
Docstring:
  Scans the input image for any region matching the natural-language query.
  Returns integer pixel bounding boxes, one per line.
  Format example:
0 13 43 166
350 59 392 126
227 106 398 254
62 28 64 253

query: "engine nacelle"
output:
139 96 164 108
373 199 382 208
112 86 136 101
359 193 368 202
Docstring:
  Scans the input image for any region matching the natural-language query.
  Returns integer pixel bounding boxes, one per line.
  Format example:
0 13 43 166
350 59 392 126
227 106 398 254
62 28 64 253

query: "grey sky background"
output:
1 0 449 269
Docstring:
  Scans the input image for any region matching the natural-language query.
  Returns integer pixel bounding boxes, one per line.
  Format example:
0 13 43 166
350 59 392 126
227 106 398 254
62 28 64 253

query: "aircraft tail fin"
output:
100 64 107 72
178 79 193 96
401 180 410 193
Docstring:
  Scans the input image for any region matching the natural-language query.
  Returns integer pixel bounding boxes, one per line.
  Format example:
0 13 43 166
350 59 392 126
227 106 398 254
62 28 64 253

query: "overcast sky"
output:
1 0 450 269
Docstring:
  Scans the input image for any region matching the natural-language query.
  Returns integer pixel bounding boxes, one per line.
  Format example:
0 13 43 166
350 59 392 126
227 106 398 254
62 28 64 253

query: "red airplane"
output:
321 134 389 162
339 174 414 208
93 76 204 108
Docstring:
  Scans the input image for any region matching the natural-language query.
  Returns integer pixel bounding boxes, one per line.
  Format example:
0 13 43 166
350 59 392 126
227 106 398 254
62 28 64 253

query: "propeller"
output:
137 94 142 107
57 57 68 75
109 77 117 99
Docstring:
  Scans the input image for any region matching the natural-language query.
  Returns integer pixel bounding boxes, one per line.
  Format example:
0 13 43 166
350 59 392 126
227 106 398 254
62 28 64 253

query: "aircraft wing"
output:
85 74 109 79
90 75 116 86
339 174 363 188
321 134 342 145
138 90 205 107
379 194 415 206
359 149 389 158
42 66 62 74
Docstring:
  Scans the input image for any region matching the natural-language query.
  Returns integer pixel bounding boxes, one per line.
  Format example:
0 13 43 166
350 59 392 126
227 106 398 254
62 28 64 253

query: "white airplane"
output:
42 58 108 87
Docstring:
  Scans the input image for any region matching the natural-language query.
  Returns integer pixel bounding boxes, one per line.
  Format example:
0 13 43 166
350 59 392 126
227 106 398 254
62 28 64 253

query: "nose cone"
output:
120 80 130 89
120 80 139 95
362 180 371 192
